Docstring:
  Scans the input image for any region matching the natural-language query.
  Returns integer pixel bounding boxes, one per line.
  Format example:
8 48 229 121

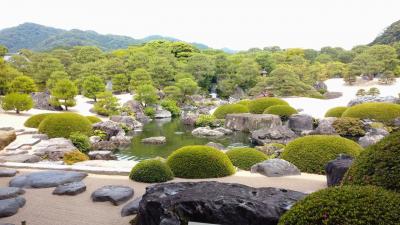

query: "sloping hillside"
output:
371 20 400 45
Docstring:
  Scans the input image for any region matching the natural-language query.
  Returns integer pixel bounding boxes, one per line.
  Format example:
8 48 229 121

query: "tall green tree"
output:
135 84 158 107
8 75 37 94
112 74 129 93
130 68 153 91
82 75 105 101
50 79 78 110
1 93 33 114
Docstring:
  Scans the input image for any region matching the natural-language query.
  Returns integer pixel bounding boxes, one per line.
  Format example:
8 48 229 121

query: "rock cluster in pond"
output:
53 181 86 196
251 126 297 145
251 159 301 177
347 96 399 106
92 120 134 149
191 127 232 137
9 170 87 188
0 187 25 218
91 185 134 206
0 131 16 150
141 136 167 144
110 115 143 130
325 154 353 187
225 113 282 132
135 181 306 225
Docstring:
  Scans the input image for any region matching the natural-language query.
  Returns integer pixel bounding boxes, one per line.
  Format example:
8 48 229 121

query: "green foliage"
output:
248 97 289 114
372 19 400 45
1 93 33 114
63 150 89 165
367 87 380 96
195 114 216 127
343 132 400 192
129 158 174 183
175 78 199 99
69 132 91 153
86 116 102 124
278 185 400 225
356 89 366 97
324 106 348 117
281 135 362 174
135 84 158 107
130 68 153 91
93 129 107 140
46 71 69 90
226 147 268 170
342 102 400 123
82 75 105 101
166 145 235 178
50 79 78 110
144 106 156 118
112 74 129 93
236 99 251 107
332 117 366 137
24 113 54 128
93 91 120 116
379 71 396 84
38 113 92 138
8 76 37 94
264 105 297 118
213 104 249 119
161 99 181 117
163 85 182 101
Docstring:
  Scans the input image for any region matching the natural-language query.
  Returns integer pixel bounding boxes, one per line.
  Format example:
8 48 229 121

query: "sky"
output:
1 0 400 50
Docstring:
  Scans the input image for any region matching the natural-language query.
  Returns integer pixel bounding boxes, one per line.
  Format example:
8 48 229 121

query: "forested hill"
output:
0 23 211 52
371 19 400 45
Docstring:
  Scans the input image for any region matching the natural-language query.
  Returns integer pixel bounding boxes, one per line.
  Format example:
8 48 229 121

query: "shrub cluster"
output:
332 117 366 137
195 114 216 127
226 147 268 170
63 150 89 165
324 106 348 117
144 107 155 118
24 113 54 128
213 104 249 119
86 116 102 124
167 145 235 178
129 158 174 183
69 132 91 153
264 105 297 119
341 102 400 123
281 135 362 174
161 99 181 117
248 97 289 114
38 113 92 138
236 99 251 107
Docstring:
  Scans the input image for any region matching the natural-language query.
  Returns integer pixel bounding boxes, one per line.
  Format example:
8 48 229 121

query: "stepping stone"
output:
0 154 41 163
53 181 86 196
0 187 25 200
92 185 134 206
5 138 40 151
9 170 87 188
0 196 26 218
0 169 18 177
121 197 142 217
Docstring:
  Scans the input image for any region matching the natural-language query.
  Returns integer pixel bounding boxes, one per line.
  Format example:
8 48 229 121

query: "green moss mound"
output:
24 113 54 128
248 97 289 114
281 135 362 174
278 185 400 225
226 147 268 170
63 150 89 165
342 102 400 123
129 158 174 183
213 104 249 119
237 99 251 107
167 145 235 178
325 106 348 117
264 105 297 117
38 113 92 138
86 116 102 124
343 131 400 192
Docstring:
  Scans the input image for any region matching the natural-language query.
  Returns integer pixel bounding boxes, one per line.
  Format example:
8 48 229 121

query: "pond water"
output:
116 118 250 162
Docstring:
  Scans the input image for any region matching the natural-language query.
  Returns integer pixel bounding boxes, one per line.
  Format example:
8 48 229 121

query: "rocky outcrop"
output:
110 116 142 130
32 138 77 161
154 108 172 119
225 114 282 132
251 126 297 145
141 136 166 144
93 121 124 140
121 197 142 217
358 128 389 148
288 114 313 133
313 81 327 92
53 181 86 196
325 155 353 187
191 127 224 137
91 141 118 151
251 159 301 177
9 171 87 188
30 92 61 110
181 113 198 126
123 100 150 122
135 181 306 225
91 185 134 206
347 96 399 107
0 131 16 150
313 117 337 135
88 151 117 160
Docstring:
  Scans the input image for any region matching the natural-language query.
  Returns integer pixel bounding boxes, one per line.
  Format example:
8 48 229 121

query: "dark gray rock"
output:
121 197 142 217
251 126 297 145
288 114 313 133
393 117 400 127
0 187 24 200
0 169 17 177
313 117 337 135
30 92 61 110
313 81 327 92
251 159 301 177
91 185 134 206
136 181 306 225
225 113 282 132
53 181 86 196
0 196 26 218
9 171 87 188
325 155 353 187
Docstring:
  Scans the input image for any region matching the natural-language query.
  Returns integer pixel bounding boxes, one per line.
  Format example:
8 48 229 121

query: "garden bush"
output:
213 104 249 119
324 106 348 117
226 147 268 170
237 99 251 107
341 102 400 123
263 105 297 118
332 117 366 137
195 114 216 127
38 113 92 138
63 150 89 165
343 131 400 192
281 135 362 174
161 99 181 117
69 132 91 153
248 97 289 114
278 185 400 225
86 116 102 124
144 107 155 118
24 113 54 128
167 145 235 178
129 158 174 183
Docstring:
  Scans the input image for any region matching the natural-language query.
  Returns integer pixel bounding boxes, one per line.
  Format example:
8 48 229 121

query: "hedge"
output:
248 97 289 114
264 105 297 117
341 102 400 123
213 104 249 119
226 147 268 170
86 116 102 124
24 113 54 128
38 113 92 138
129 158 174 183
324 106 348 118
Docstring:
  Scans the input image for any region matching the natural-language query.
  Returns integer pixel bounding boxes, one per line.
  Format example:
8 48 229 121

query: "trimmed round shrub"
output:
167 145 235 178
226 147 268 170
332 117 366 137
278 185 400 225
264 105 297 117
343 131 400 192
342 102 400 123
213 104 249 119
38 113 92 138
24 113 54 128
63 150 89 165
86 116 102 124
248 97 289 114
69 132 91 153
324 106 348 117
129 158 174 183
281 135 362 174
237 99 251 107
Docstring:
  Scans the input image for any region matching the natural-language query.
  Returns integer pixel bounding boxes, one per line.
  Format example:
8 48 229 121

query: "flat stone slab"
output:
225 113 282 132
141 136 167 144
251 159 301 177
0 169 17 177
0 196 26 218
5 138 41 150
53 181 86 196
0 154 41 163
0 187 25 200
121 197 142 217
9 170 88 188
91 185 134 206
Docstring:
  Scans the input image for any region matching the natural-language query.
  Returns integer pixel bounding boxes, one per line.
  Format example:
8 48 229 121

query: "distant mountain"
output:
0 23 213 52
371 19 400 45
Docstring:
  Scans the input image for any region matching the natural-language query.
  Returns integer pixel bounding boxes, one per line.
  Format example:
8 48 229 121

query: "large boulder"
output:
92 120 124 140
191 127 225 137
251 159 301 177
135 181 306 225
225 113 282 132
123 100 150 122
32 138 77 161
313 81 327 92
121 197 142 217
358 128 389 148
313 117 337 135
325 155 353 187
347 96 399 107
251 126 297 145
91 185 134 206
30 92 61 110
110 115 142 130
154 108 172 119
0 131 16 150
9 170 87 188
288 114 313 133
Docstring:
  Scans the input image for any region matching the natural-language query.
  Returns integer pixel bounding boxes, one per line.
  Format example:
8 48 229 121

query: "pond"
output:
116 118 251 162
